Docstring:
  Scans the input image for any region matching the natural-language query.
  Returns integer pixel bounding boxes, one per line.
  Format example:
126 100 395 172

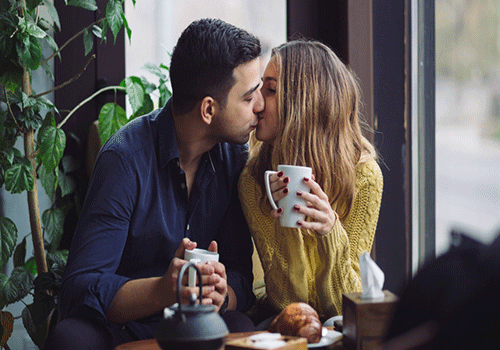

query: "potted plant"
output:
0 0 170 348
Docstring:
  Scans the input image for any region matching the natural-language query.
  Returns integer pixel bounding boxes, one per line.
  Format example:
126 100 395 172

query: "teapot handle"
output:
177 261 203 313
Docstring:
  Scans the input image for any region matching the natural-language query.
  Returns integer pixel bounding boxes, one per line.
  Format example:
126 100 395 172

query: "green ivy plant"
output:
0 0 173 348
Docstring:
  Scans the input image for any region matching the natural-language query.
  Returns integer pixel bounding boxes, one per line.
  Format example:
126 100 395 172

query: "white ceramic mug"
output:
184 248 219 287
264 165 312 228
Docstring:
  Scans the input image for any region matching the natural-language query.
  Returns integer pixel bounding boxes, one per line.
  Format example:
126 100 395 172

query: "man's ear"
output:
200 96 219 125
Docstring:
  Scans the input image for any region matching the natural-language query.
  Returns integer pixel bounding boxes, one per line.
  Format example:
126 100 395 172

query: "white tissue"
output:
360 252 385 299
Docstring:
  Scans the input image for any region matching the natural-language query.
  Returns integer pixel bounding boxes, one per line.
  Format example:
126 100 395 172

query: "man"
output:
45 18 263 349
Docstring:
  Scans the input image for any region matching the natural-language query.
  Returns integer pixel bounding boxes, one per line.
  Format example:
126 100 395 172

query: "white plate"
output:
308 328 342 348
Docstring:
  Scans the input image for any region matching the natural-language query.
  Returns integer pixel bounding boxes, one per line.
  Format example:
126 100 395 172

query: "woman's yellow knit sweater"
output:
238 158 383 319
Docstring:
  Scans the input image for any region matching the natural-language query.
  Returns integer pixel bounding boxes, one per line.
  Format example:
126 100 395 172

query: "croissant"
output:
269 302 322 344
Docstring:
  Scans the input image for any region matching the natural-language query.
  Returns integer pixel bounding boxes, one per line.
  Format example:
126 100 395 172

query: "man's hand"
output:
161 238 218 307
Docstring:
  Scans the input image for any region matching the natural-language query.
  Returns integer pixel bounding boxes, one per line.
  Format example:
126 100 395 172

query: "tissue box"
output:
342 290 398 350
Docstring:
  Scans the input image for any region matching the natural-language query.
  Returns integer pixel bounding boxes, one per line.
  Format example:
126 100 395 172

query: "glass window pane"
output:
436 0 500 255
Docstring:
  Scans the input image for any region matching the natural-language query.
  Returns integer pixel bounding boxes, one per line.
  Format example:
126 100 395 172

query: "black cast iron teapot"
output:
155 261 229 350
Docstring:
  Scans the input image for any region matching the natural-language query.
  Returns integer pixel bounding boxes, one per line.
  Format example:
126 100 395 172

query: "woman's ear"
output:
200 96 219 125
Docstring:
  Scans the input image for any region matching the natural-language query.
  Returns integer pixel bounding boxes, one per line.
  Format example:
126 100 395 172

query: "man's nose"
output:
253 89 265 114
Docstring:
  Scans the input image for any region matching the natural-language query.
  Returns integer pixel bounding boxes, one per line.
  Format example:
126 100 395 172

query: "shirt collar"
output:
157 98 221 173
158 99 180 169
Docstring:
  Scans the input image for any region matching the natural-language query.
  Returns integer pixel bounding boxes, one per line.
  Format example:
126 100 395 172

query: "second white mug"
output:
264 165 312 228
184 248 219 287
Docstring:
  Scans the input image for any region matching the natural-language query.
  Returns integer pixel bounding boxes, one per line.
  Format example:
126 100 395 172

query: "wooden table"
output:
114 330 343 349
114 331 262 350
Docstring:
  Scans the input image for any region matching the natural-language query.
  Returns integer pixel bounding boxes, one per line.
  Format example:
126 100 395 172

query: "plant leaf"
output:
39 163 57 199
106 0 124 43
38 125 66 174
0 310 14 348
0 217 18 269
26 0 44 11
1 148 15 166
58 169 75 197
61 155 80 173
4 162 34 193
0 273 17 310
125 76 144 115
44 33 60 61
9 267 34 303
67 0 97 11
41 60 55 80
131 93 153 120
159 83 172 109
122 12 131 43
140 76 157 94
83 27 93 56
98 102 127 145
99 18 108 44
0 166 4 189
15 33 42 70
26 18 46 39
25 257 37 276
42 208 64 251
92 24 102 39
13 237 27 268
42 0 61 31
37 112 56 145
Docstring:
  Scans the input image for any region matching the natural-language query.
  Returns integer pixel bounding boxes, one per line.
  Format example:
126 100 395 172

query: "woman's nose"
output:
253 89 265 114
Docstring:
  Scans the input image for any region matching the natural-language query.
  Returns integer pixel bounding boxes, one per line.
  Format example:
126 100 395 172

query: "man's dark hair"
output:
169 18 261 114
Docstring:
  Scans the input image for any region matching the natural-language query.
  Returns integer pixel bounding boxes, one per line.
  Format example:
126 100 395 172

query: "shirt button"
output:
186 224 190 231
181 183 186 189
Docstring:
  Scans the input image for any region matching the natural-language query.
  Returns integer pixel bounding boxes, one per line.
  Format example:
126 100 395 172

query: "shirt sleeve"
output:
215 155 256 312
60 148 135 324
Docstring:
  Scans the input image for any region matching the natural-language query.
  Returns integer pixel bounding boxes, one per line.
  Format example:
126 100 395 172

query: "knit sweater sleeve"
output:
341 159 384 276
315 159 384 317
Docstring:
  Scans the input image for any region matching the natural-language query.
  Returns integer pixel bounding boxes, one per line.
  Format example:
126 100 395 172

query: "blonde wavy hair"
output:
250 40 377 220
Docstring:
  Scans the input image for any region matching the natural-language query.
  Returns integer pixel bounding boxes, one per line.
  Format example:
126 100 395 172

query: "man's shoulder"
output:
101 108 163 157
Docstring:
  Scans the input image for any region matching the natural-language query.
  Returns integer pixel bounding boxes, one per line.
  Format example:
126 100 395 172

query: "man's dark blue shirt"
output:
60 99 255 338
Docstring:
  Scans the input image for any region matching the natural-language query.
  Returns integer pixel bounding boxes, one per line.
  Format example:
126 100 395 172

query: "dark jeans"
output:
44 311 255 350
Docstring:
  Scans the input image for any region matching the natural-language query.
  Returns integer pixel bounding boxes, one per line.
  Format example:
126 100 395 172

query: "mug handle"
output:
264 170 279 210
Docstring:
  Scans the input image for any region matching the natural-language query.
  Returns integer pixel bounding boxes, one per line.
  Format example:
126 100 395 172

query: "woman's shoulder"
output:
238 156 258 189
356 158 383 188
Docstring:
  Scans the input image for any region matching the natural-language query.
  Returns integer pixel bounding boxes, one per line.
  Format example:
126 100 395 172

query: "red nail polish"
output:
296 191 302 196
283 188 289 194
277 208 283 214
283 177 289 184
277 171 284 177
297 221 302 226
304 177 309 182
293 204 300 211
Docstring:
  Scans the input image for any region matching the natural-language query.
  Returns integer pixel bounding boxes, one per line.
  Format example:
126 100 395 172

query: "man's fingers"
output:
208 240 218 253
174 238 197 259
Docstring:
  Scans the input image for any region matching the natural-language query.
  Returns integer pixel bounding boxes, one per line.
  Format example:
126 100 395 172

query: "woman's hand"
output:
268 170 290 218
277 175 337 235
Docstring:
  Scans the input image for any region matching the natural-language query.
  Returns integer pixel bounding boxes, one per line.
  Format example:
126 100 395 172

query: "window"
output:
435 0 500 255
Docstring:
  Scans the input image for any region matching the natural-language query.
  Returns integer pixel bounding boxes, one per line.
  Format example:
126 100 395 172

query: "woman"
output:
238 40 383 323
